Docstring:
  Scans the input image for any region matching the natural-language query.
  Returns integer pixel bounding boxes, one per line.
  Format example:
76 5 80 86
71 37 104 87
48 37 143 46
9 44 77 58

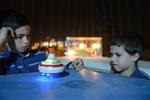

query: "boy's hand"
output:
69 58 84 71
0 27 14 46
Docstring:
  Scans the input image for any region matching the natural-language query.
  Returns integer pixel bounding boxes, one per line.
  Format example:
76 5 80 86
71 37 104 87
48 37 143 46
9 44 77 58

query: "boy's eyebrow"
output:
114 52 121 55
15 34 30 37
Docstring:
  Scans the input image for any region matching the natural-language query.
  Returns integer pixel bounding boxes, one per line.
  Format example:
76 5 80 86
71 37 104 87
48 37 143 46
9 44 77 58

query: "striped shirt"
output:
0 49 46 75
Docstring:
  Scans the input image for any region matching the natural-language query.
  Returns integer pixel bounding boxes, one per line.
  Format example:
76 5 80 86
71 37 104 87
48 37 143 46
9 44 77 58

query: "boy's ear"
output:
132 53 140 61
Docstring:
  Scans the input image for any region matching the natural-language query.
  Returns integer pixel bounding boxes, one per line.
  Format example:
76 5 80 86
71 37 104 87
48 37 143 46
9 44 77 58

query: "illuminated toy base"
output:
40 71 69 78
38 66 65 74
38 64 65 76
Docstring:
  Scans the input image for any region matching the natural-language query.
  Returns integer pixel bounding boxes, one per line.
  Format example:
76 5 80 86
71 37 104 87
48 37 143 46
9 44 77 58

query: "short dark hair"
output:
111 32 144 56
0 10 30 30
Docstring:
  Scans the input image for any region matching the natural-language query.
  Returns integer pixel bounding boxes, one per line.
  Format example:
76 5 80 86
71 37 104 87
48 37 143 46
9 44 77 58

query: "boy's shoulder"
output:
131 68 150 80
0 49 12 58
30 49 46 55
0 49 46 58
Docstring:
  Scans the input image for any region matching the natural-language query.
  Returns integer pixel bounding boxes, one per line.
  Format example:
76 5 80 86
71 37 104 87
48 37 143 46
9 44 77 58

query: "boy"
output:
110 32 150 80
0 10 46 75
70 32 150 80
0 10 81 75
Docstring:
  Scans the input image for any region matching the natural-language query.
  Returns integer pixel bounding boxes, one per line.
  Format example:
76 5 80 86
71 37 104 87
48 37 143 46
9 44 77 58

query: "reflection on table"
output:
0 68 150 100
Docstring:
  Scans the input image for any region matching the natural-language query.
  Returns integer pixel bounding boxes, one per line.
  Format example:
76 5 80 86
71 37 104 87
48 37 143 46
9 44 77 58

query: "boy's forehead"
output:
110 45 126 53
15 25 30 35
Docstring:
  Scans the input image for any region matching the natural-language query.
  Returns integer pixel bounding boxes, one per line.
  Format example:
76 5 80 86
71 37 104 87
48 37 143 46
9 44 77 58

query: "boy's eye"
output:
13 35 23 39
116 53 121 57
14 35 30 39
16 36 23 39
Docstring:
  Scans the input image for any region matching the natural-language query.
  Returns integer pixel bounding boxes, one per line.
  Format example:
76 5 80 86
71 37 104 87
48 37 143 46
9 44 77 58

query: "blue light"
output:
46 73 50 76
41 73 45 76
36 75 53 82
39 71 69 79
31 72 69 84
40 73 61 78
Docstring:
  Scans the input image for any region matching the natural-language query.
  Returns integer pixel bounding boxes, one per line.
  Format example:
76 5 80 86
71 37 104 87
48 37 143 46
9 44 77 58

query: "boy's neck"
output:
120 65 137 77
12 49 29 57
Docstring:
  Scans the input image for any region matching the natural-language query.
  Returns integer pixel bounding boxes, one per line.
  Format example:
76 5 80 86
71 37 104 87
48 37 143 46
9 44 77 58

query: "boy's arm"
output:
0 27 14 47
65 58 85 71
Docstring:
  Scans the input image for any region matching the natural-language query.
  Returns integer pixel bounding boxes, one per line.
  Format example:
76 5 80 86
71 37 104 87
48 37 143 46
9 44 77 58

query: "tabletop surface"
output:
0 68 150 100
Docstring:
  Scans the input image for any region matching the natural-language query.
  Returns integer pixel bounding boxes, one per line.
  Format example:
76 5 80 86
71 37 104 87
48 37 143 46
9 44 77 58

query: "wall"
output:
0 0 150 60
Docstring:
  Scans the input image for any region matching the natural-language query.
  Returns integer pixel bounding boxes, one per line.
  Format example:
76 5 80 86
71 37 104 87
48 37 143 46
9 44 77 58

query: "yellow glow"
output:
91 44 101 49
42 42 49 47
49 42 53 47
49 42 57 47
57 41 64 48
31 43 39 50
67 49 76 56
91 71 99 79
66 37 102 57
80 68 86 74
79 43 86 49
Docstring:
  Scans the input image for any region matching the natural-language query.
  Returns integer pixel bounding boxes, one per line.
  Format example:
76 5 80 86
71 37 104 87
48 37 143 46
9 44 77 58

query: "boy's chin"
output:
18 49 29 54
18 50 26 53
111 66 122 74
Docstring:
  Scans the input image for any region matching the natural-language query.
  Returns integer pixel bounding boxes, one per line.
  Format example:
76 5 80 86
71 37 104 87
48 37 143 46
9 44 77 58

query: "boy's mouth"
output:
21 46 29 51
110 61 117 66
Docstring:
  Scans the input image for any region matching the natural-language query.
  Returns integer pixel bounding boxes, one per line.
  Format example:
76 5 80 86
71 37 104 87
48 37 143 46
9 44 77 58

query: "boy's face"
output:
110 45 136 73
14 25 30 53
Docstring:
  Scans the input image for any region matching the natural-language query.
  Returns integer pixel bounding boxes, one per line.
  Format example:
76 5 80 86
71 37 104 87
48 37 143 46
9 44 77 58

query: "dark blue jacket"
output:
131 68 150 80
0 49 46 75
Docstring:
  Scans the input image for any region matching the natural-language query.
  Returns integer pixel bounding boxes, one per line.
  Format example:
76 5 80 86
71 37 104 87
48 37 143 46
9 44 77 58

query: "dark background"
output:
0 0 150 60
